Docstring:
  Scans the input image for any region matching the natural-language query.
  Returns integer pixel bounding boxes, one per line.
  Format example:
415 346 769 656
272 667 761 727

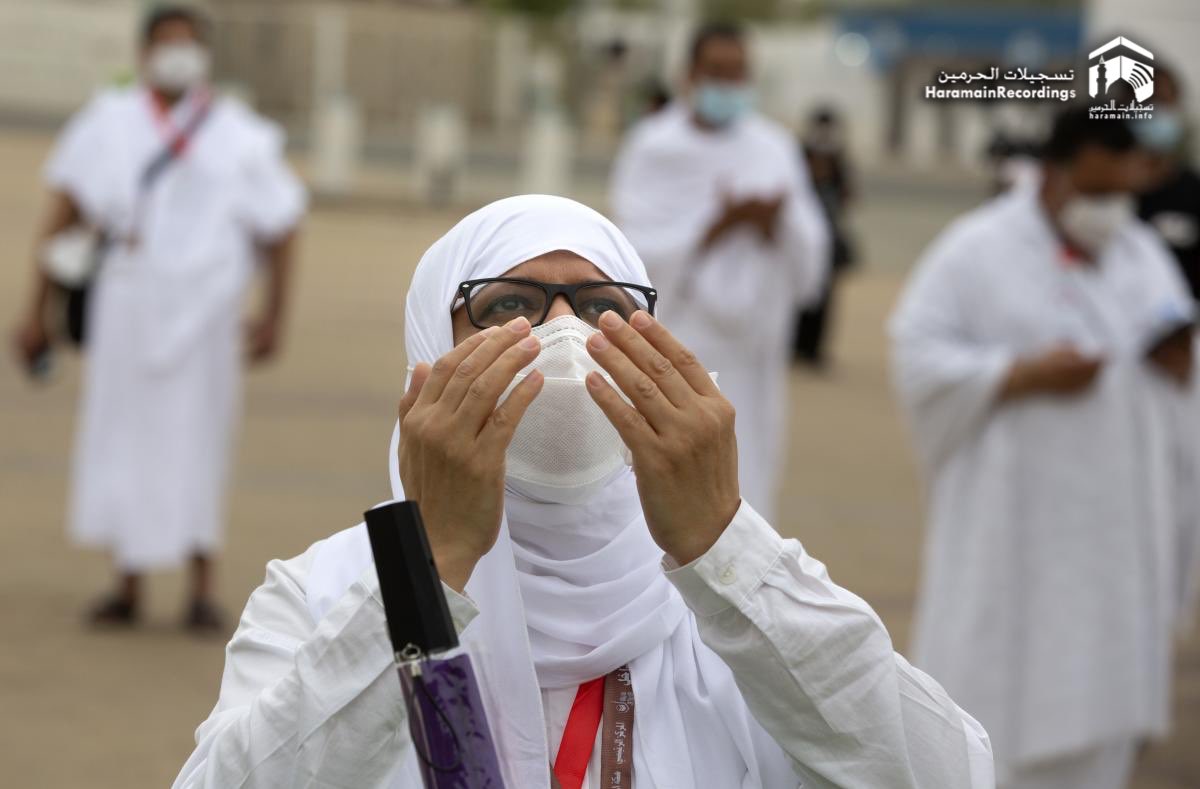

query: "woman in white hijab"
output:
174 195 992 789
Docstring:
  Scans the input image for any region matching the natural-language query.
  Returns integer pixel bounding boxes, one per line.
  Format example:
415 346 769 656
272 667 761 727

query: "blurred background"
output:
0 0 1197 786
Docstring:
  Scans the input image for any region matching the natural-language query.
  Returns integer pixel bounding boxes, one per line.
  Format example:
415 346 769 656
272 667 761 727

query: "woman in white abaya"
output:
175 195 992 789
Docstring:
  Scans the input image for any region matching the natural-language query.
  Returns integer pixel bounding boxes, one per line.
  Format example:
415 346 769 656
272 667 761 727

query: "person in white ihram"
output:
891 107 1197 789
174 195 992 788
11 6 306 630
611 22 830 524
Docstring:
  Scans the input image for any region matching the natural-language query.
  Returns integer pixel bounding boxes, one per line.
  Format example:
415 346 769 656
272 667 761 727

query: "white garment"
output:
48 85 306 570
175 195 991 788
1150 328 1200 632
611 103 830 522
889 187 1197 782
174 503 994 789
1181 366 1200 628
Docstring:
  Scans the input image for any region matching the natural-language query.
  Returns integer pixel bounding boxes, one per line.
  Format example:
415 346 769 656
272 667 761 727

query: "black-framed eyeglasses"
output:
457 278 658 330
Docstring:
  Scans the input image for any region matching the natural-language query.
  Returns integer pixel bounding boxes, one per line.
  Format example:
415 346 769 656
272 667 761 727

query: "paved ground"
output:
0 128 1196 787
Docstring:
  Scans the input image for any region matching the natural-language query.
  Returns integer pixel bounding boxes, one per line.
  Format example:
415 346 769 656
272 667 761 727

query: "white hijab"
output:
307 195 795 787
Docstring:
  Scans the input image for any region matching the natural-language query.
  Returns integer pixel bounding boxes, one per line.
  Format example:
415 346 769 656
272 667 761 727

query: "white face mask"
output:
146 41 211 93
692 81 753 127
1058 193 1134 257
503 315 630 505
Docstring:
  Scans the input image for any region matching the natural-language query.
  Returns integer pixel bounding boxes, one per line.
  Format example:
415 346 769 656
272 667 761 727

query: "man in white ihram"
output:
174 195 991 787
891 107 1196 789
11 6 306 629
611 22 829 523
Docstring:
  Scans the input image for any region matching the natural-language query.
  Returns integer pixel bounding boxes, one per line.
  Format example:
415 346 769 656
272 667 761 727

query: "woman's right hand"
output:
396 316 543 592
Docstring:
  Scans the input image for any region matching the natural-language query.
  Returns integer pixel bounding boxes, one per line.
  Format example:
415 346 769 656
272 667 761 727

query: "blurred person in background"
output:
1134 62 1200 632
10 4 306 630
1136 63 1200 302
985 131 1043 196
890 105 1196 789
610 21 829 522
793 105 857 368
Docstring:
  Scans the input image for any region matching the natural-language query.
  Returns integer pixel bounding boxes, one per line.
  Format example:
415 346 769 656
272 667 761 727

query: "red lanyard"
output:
148 88 210 156
552 666 635 789
125 89 211 247
553 676 605 789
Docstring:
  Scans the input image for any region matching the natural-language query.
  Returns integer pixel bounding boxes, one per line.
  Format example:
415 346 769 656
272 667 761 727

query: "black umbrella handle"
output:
364 500 459 657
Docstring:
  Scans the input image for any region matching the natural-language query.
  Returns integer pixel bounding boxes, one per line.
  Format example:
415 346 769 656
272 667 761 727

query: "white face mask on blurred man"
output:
685 24 752 130
691 81 753 127
1058 193 1135 257
1036 113 1150 260
146 41 211 94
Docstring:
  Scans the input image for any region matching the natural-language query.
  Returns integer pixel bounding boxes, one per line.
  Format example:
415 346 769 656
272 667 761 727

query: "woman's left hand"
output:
586 309 741 565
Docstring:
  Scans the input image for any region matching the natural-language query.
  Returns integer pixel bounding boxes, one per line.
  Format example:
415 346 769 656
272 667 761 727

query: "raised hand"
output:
584 309 741 565
740 193 785 243
1146 325 1193 387
700 191 787 250
1001 344 1104 400
397 316 544 591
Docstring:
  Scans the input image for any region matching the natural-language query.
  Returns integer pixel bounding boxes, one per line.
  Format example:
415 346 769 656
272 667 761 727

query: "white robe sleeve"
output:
44 91 119 224
666 500 994 789
1128 228 1200 631
172 544 478 788
237 120 307 243
888 231 1015 472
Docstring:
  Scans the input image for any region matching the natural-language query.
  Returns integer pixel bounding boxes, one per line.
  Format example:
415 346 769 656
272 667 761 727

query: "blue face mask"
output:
693 81 752 127
1134 109 1185 153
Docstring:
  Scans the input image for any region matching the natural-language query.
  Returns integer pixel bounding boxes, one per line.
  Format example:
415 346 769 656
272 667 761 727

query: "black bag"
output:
63 285 88 346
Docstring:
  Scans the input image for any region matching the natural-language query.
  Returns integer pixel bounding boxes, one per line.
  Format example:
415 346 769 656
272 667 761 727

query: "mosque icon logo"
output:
1087 36 1155 119
1088 36 1154 103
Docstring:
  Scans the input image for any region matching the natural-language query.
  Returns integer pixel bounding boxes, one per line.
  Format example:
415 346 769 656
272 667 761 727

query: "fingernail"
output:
586 371 603 389
589 332 610 351
630 310 652 329
519 336 538 350
508 316 530 333
599 310 621 329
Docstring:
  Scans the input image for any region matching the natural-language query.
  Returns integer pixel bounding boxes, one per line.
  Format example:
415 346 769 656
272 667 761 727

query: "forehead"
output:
146 17 201 46
1070 145 1148 191
497 250 611 283
694 36 746 67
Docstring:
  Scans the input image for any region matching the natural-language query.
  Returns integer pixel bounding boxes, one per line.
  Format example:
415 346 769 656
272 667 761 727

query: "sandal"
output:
184 599 227 635
86 595 138 627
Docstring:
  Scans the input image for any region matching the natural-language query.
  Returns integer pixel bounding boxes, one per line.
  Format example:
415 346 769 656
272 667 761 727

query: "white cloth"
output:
49 85 306 570
611 103 830 522
889 187 1197 782
1176 349 1200 629
174 503 994 789
175 195 991 788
